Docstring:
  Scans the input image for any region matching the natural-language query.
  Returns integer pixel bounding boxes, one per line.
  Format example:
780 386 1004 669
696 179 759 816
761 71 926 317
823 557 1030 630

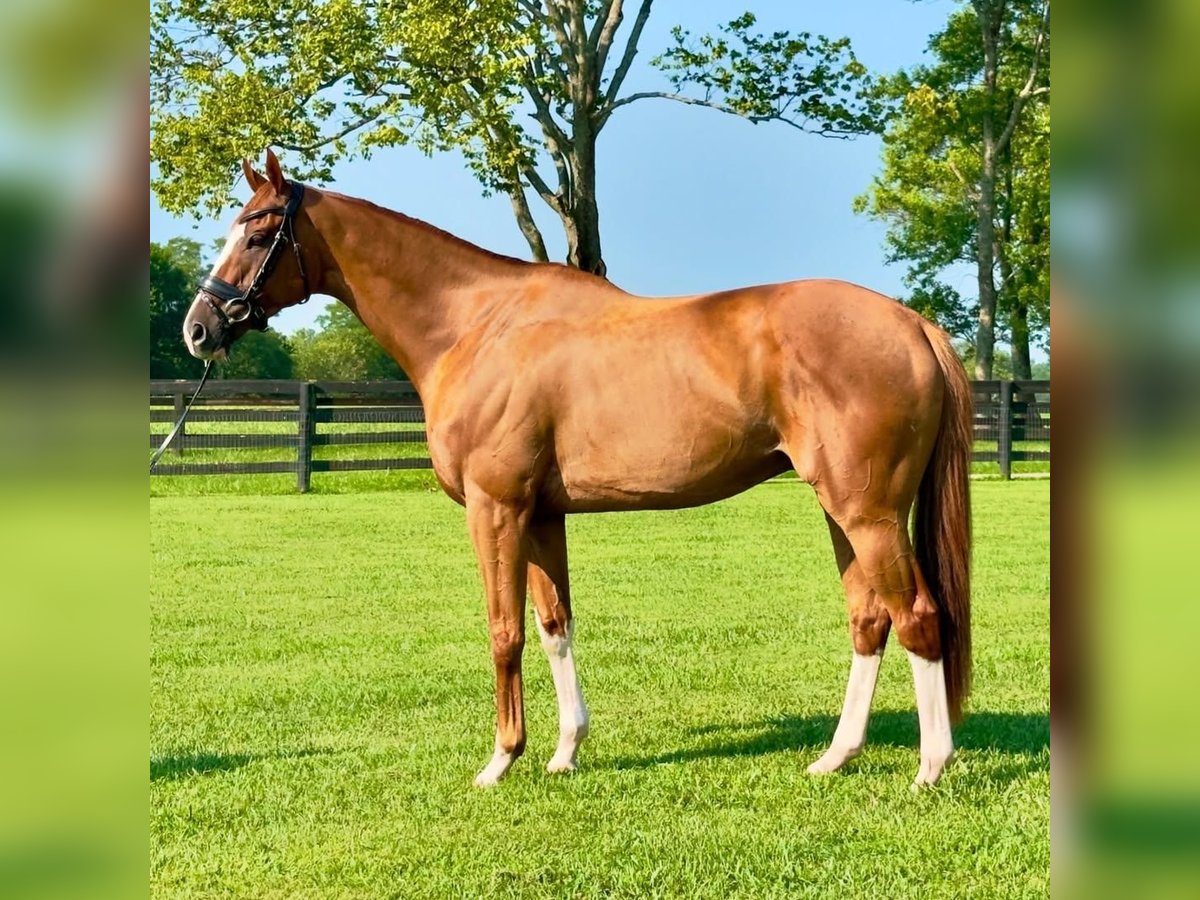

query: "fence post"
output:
997 380 1013 480
173 391 186 455
297 381 316 493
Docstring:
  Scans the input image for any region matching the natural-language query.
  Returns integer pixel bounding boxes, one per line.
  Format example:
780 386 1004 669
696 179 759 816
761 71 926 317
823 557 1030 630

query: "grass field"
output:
151 479 1049 898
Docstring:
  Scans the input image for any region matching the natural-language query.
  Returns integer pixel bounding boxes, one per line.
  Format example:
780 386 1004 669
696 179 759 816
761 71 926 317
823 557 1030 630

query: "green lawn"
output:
151 480 1049 898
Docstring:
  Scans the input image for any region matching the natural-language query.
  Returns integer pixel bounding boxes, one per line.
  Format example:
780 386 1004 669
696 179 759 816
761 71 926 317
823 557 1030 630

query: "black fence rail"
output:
151 379 429 491
151 378 1048 490
971 380 1050 479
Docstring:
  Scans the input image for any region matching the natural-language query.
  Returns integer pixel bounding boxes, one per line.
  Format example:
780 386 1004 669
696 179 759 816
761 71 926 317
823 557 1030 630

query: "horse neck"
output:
306 189 525 391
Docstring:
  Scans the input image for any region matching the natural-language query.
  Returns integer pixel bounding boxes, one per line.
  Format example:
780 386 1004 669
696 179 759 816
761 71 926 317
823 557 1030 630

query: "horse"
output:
182 150 972 787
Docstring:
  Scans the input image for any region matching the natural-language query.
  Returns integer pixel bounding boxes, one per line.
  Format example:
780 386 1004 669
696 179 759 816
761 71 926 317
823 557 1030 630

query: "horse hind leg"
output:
527 515 589 773
808 514 891 775
841 515 955 786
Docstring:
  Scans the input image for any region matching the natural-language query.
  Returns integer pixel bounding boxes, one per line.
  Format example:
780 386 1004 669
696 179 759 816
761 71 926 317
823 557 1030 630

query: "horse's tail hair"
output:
915 321 973 724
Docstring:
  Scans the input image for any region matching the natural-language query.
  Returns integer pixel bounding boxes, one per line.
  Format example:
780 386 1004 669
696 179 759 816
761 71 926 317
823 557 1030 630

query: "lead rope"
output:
150 360 213 472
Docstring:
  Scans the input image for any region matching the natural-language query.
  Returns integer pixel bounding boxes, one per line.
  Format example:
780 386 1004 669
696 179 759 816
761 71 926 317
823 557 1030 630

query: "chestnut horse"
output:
183 151 972 787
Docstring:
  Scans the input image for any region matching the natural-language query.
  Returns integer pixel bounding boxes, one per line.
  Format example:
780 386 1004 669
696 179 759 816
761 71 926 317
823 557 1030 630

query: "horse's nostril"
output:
190 321 207 345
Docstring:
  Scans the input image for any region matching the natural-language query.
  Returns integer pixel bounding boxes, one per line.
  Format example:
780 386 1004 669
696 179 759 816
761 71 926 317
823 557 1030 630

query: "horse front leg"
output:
466 489 532 787
527 514 589 773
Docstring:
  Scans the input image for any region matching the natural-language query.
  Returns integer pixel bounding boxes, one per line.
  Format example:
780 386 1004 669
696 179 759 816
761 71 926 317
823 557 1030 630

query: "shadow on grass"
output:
150 747 332 782
611 710 1049 771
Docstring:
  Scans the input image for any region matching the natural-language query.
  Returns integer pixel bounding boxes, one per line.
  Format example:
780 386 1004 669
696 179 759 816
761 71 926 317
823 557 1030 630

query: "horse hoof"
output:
546 756 578 775
806 747 860 775
911 753 951 788
474 749 516 787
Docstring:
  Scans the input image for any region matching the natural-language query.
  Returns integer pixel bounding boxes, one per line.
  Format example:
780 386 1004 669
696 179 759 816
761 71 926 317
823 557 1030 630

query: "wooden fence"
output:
151 378 1048 490
971 380 1050 479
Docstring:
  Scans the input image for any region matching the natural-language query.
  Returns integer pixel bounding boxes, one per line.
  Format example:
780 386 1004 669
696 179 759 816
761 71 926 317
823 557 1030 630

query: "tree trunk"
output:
566 181 605 276
974 149 998 381
1010 299 1031 380
565 110 606 276
998 141 1029 382
972 0 1002 382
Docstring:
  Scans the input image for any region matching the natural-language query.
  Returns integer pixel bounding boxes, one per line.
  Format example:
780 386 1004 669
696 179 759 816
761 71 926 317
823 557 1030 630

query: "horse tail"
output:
915 321 973 724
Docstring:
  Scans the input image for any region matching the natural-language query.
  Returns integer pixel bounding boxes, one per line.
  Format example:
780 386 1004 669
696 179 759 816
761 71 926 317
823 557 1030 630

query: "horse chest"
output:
425 412 545 505
424 419 469 504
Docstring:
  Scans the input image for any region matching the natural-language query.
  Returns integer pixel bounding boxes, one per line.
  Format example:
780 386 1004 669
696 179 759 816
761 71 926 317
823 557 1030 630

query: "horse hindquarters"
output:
780 314 972 785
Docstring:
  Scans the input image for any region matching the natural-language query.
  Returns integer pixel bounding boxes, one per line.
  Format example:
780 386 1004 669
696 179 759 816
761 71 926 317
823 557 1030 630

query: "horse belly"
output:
546 408 786 513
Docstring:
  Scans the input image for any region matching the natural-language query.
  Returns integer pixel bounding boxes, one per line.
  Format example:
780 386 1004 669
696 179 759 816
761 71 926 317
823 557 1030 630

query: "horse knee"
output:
490 625 525 668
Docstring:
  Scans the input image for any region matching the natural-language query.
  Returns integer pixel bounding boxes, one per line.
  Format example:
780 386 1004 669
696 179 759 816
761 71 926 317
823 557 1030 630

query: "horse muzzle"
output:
182 291 232 360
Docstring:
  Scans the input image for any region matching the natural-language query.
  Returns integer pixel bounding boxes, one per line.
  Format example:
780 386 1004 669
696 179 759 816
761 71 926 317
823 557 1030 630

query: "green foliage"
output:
215 330 295 379
150 238 206 378
152 481 1049 896
855 1 1049 346
289 302 406 381
151 0 539 217
152 1 881 275
653 11 883 137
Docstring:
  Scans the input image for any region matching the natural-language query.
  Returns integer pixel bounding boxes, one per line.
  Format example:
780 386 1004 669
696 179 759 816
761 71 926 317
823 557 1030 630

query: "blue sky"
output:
150 0 967 336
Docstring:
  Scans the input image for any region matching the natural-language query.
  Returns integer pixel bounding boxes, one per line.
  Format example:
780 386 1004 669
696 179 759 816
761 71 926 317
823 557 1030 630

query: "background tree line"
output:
152 0 1048 380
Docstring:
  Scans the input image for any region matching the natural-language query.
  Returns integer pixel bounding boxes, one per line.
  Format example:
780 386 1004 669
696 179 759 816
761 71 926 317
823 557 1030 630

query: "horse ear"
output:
242 158 266 191
264 148 286 193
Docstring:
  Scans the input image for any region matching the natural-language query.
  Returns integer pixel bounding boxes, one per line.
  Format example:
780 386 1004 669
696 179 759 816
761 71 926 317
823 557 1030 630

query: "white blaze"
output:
211 216 248 272
183 215 247 356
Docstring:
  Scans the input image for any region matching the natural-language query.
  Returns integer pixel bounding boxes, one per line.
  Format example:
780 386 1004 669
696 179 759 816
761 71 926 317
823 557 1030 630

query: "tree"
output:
150 238 206 378
214 330 295 379
289 303 407 381
854 0 1049 379
152 1 880 276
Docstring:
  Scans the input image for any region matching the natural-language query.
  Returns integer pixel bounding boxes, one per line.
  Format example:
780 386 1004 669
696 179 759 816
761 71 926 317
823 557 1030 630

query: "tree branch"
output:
603 90 858 137
995 1 1049 155
522 61 570 150
589 0 623 71
508 183 550 261
599 0 653 116
946 159 982 202
521 161 565 214
520 56 574 206
541 1 580 81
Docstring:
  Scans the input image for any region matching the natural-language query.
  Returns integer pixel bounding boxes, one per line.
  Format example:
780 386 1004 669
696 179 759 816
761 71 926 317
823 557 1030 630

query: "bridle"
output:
152 180 310 472
197 181 310 334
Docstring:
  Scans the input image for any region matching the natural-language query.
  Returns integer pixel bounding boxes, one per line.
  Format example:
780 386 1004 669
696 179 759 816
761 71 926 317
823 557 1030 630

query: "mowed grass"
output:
151 480 1049 898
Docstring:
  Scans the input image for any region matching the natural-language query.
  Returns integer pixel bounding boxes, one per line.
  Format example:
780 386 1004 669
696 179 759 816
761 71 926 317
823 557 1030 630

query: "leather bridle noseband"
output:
197 181 310 334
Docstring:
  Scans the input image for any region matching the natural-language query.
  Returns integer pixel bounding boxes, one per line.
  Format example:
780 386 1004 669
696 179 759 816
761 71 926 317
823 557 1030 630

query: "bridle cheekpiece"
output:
198 181 310 332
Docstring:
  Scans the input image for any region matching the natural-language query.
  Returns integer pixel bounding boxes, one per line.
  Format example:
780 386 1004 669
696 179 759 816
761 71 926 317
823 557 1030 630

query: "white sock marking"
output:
536 618 589 773
808 650 883 774
474 731 515 787
907 649 955 786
